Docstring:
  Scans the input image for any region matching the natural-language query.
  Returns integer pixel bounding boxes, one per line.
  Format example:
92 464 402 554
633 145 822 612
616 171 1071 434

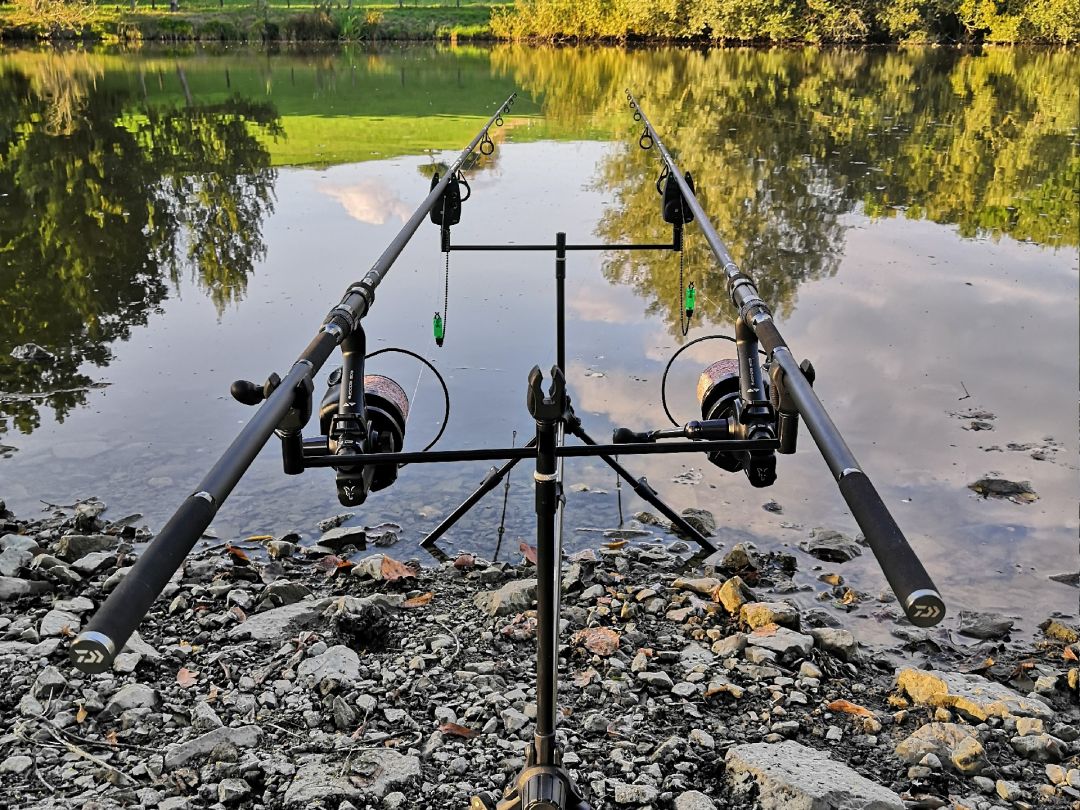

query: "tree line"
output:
492 0 1080 43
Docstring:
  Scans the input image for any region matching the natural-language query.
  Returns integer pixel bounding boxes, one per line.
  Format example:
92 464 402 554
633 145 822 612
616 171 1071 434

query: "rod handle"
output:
837 470 944 627
69 494 215 673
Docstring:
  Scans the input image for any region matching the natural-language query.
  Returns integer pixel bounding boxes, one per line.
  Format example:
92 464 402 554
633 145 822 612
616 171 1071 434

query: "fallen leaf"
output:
438 722 477 739
603 539 627 549
76 704 87 724
381 556 415 582
246 534 273 542
207 684 219 703
316 554 349 576
402 592 435 608
228 605 247 623
453 553 476 571
105 730 118 747
176 667 197 688
572 626 620 656
826 699 874 718
1064 646 1078 662
225 545 250 565
60 624 75 637
573 667 599 687
519 542 537 565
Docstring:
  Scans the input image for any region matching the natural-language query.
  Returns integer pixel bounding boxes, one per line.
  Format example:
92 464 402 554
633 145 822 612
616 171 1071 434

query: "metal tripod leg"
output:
566 420 715 553
420 438 538 548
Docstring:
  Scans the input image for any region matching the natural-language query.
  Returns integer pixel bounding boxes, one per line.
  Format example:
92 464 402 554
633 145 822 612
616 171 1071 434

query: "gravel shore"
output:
0 498 1077 809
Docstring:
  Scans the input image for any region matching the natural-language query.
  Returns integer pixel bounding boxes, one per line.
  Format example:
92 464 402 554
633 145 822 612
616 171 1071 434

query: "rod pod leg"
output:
475 367 590 810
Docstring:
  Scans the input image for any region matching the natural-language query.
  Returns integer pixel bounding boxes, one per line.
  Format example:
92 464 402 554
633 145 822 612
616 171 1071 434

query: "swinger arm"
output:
627 91 945 628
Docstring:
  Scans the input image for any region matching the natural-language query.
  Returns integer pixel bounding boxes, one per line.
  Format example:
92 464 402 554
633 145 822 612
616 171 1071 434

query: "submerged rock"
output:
958 610 1014 640
968 476 1038 503
800 528 862 563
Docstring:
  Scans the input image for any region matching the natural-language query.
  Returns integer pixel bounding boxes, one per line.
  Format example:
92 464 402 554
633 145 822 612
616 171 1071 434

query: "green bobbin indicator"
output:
684 282 696 319
433 312 445 347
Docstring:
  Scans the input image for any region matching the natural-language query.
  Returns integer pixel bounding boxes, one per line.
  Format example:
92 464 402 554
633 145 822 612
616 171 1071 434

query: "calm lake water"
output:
1 45 1077 642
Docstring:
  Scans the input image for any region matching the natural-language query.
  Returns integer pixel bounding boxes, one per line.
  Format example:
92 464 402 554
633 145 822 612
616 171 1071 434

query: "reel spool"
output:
697 359 744 474
320 368 409 494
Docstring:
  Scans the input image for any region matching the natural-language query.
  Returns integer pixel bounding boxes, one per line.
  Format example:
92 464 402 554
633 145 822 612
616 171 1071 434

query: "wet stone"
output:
958 610 1014 640
800 528 862 563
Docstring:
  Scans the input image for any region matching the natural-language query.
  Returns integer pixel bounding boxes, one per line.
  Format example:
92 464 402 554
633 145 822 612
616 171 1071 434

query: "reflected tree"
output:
0 55 281 436
494 46 1078 335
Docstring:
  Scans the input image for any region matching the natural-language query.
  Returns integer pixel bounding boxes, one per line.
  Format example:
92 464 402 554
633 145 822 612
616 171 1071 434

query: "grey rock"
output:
726 740 904 809
297 645 360 688
164 725 262 770
1010 733 1065 763
613 782 659 804
191 701 223 731
318 525 367 551
260 580 312 608
56 533 115 561
0 575 45 602
227 598 327 641
637 670 674 690
672 681 699 698
995 779 1023 802
284 758 361 806
352 749 421 800
104 683 159 716
747 626 814 658
501 707 530 733
217 778 251 804
679 508 716 537
895 723 986 774
958 611 1014 640
53 595 94 614
0 547 31 577
0 533 39 553
474 578 537 617
809 628 859 662
38 608 80 637
71 550 114 575
0 755 33 774
712 634 747 657
689 729 715 750
32 665 67 698
800 528 862 563
674 790 716 810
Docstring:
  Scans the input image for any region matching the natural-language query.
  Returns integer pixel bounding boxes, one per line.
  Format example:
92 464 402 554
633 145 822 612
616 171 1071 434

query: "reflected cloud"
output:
320 178 413 226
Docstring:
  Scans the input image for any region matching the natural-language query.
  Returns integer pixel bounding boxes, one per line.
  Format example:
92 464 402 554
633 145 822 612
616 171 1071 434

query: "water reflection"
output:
493 46 1078 332
0 52 280 436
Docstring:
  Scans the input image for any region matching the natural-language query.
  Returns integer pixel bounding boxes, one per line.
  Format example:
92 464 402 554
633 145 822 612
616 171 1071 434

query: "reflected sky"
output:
0 46 1076 645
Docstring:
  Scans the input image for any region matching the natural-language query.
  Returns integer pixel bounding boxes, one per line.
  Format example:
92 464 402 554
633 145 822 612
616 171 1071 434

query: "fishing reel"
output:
614 322 815 489
319 367 409 505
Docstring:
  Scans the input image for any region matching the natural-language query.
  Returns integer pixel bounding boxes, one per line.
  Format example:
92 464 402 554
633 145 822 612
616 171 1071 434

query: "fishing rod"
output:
69 93 517 675
625 90 945 629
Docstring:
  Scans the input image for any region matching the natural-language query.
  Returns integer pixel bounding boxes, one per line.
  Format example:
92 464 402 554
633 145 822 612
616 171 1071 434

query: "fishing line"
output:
364 347 450 453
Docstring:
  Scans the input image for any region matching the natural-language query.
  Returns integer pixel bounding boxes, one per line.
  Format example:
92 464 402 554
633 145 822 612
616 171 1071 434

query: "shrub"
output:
282 9 339 40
